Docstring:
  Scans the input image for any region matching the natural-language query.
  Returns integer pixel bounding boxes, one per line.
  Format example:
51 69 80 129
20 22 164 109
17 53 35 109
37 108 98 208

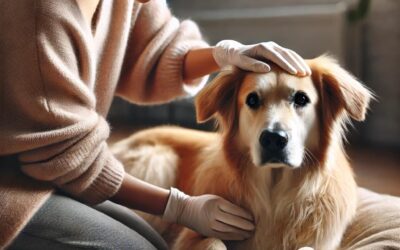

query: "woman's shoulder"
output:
0 0 88 41
1 0 81 21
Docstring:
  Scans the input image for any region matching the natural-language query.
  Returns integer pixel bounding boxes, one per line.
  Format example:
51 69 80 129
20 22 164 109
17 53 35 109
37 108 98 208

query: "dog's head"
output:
195 55 372 169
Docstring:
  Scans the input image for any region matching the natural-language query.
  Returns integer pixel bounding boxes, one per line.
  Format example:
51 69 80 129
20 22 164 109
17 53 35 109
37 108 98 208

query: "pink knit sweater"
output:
0 0 208 247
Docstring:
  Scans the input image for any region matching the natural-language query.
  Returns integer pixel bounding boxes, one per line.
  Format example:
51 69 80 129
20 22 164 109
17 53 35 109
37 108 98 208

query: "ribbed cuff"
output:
157 39 209 97
162 187 190 223
183 74 209 96
79 154 125 205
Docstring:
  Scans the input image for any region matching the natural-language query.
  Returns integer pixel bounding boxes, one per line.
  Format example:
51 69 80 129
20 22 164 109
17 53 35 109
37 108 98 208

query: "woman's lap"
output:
9 193 168 250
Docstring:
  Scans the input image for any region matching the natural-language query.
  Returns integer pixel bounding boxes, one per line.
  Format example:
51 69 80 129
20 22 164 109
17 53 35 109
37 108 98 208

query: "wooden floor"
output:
109 124 400 197
349 147 400 196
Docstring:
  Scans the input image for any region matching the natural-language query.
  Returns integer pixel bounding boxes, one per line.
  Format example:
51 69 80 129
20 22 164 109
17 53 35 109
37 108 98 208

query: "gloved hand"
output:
163 187 254 240
213 40 311 76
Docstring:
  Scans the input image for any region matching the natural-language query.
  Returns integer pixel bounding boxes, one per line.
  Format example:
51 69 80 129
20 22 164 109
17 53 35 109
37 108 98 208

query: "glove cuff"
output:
162 187 190 223
212 40 243 68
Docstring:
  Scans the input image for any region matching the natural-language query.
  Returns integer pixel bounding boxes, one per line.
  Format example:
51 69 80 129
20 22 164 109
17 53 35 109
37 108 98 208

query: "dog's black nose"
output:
259 130 288 151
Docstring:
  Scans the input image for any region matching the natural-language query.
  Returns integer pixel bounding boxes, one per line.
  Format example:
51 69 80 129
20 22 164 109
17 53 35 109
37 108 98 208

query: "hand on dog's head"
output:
195 55 373 169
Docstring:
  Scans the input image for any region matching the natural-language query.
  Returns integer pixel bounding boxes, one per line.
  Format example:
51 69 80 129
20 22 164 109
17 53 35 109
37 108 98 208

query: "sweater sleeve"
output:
116 0 209 104
0 0 124 204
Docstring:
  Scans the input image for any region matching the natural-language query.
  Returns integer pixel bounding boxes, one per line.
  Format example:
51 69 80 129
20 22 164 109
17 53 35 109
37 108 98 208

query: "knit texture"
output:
0 0 208 247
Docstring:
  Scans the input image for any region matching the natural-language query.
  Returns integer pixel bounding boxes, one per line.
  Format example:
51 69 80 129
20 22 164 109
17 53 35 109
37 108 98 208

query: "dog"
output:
111 55 372 250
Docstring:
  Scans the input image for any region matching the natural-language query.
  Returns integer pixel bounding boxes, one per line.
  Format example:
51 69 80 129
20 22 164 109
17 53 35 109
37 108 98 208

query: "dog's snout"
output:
259 130 288 151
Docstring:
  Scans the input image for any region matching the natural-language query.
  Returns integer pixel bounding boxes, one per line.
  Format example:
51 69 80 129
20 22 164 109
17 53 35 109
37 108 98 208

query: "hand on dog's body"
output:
111 173 255 241
183 40 310 82
213 40 311 76
163 188 254 240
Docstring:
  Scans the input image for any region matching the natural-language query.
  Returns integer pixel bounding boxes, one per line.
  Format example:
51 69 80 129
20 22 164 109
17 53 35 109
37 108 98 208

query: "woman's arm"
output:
111 173 170 215
183 47 220 83
116 1 211 104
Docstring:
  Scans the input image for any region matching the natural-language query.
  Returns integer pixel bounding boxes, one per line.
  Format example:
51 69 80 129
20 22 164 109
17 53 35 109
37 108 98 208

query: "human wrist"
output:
183 48 220 82
213 40 243 68
162 187 190 224
111 174 170 215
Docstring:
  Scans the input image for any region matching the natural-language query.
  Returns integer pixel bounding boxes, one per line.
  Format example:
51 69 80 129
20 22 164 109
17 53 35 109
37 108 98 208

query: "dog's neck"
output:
219 129 348 208
217 132 355 250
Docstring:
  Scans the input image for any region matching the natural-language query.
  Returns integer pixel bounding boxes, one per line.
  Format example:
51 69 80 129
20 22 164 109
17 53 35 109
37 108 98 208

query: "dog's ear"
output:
195 68 245 127
309 55 373 122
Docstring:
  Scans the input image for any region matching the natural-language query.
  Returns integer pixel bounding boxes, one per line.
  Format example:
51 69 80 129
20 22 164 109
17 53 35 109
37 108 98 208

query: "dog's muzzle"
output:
259 129 288 165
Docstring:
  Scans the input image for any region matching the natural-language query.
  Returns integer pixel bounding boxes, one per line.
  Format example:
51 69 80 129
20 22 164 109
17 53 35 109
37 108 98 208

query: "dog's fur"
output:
111 55 372 250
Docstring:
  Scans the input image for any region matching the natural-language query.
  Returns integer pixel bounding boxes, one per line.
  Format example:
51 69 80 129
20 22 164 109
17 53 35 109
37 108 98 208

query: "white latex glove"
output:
213 40 311 76
163 188 255 240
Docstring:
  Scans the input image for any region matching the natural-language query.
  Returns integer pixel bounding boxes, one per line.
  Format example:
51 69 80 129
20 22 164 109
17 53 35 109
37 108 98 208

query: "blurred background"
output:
108 0 400 196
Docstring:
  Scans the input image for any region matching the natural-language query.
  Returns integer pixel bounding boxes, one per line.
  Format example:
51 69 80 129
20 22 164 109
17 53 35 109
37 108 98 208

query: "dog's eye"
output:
246 92 260 109
293 91 310 108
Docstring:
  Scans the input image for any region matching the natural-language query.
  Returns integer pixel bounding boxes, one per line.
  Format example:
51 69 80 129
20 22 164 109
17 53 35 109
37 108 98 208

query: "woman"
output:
0 0 310 249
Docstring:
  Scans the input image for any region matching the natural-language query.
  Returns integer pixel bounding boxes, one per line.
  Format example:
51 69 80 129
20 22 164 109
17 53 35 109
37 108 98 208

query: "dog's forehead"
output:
241 72 317 99
242 72 277 91
278 73 315 92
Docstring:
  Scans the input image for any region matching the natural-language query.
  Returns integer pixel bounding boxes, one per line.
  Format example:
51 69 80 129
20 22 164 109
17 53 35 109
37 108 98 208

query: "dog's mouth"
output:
259 150 292 168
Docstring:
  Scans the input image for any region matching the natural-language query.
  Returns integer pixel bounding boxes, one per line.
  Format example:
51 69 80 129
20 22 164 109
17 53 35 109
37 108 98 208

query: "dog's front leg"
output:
173 228 226 250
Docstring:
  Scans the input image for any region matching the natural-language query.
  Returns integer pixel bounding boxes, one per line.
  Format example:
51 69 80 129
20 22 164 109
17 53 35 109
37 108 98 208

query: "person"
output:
0 0 311 249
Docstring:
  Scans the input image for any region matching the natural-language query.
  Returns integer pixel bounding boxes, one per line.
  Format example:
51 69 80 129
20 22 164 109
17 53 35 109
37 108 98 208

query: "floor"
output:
109 124 400 197
349 147 400 196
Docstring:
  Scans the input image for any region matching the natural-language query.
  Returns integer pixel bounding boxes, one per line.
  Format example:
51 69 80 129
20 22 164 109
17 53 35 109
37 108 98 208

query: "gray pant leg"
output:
94 201 168 250
9 193 164 250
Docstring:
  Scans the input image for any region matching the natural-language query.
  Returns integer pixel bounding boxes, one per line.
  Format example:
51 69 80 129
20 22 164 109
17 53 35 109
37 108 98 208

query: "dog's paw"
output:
298 247 314 250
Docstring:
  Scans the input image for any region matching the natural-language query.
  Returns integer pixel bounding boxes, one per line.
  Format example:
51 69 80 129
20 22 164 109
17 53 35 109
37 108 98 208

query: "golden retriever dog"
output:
111 55 372 250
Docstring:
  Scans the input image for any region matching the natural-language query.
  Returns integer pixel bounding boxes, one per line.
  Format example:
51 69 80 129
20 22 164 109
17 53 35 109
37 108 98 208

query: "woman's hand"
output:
163 188 254 240
213 40 311 76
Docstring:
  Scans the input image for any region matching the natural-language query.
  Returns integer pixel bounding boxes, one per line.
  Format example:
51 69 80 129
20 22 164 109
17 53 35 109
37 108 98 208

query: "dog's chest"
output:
224 188 283 249
225 214 282 250
225 185 315 250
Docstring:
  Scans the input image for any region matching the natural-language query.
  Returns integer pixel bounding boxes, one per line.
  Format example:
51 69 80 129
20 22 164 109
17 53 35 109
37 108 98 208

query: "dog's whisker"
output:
305 148 318 167
303 149 316 168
